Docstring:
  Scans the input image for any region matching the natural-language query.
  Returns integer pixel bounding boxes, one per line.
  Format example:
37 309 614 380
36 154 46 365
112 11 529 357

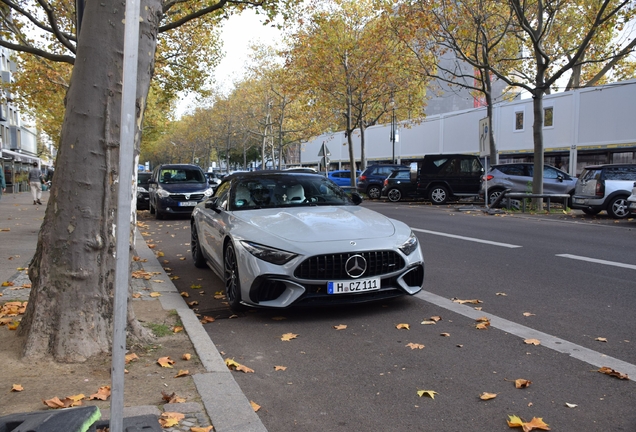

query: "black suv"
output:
148 164 213 219
357 164 405 199
380 154 483 204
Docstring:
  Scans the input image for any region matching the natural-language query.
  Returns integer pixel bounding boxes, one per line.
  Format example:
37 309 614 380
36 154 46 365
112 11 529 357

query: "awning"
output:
0 149 40 164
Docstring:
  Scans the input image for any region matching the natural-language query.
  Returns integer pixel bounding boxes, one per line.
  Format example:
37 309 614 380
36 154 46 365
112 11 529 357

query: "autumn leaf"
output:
250 400 261 412
188 301 199 307
149 292 161 298
7 321 19 330
191 284 202 289
180 291 190 298
396 323 410 330
174 370 189 378
523 312 535 317
417 390 438 399
524 339 541 345
281 332 298 341
333 324 347 330
507 415 550 431
515 379 532 389
125 353 139 364
11 384 23 392
274 365 287 371
213 294 226 299
156 252 165 258
440 333 450 337
132 293 142 299
159 412 185 428
89 386 111 401
191 427 213 432
480 392 497 400
420 320 436 325
201 316 215 323
225 358 255 373
595 337 607 342
452 298 482 304
496 292 507 296
63 394 85 407
161 391 186 404
157 356 176 368
406 342 425 349
430 316 442 322
43 397 65 409
1 281 14 287
475 321 490 330
565 403 577 408
173 326 184 333
597 366 629 380
182 353 192 361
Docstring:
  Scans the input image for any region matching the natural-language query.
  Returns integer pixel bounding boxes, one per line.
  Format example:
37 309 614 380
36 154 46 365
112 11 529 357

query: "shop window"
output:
515 111 524 131
544 107 554 127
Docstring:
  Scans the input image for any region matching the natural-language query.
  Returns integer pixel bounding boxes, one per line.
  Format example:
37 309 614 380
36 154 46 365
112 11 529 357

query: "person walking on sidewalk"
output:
28 162 44 205
0 164 5 200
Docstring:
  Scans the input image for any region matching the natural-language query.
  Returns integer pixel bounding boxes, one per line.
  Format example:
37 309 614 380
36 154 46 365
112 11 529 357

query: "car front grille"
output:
170 193 205 202
294 251 405 280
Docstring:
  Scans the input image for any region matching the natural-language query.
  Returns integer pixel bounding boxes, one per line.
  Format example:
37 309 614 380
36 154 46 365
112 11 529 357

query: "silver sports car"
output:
190 171 424 310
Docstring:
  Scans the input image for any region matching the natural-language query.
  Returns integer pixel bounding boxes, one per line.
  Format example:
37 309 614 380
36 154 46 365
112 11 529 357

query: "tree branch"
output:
0 39 75 64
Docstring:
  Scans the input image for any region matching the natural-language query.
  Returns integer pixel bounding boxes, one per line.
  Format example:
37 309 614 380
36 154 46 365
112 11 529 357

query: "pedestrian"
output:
0 164 5 200
28 161 43 205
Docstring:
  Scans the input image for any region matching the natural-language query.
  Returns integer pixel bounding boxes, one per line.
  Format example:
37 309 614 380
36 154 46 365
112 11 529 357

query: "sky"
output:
175 10 283 117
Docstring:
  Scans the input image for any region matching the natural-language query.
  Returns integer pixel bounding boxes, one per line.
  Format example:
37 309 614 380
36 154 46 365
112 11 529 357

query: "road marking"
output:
415 290 636 382
412 228 522 249
556 254 636 271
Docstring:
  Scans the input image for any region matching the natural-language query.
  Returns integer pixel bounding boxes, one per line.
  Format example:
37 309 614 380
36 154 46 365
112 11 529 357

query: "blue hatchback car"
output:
328 170 361 188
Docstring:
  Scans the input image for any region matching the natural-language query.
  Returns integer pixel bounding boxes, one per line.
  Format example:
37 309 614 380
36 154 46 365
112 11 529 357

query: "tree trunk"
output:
531 87 545 209
18 0 160 362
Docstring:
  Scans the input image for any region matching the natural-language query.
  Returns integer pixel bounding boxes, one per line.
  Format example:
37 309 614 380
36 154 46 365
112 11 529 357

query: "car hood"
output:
236 206 396 242
160 183 209 193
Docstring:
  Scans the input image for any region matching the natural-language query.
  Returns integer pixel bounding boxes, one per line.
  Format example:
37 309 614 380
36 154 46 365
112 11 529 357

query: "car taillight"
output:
595 180 604 197
384 179 388 186
482 174 494 181
359 175 367 181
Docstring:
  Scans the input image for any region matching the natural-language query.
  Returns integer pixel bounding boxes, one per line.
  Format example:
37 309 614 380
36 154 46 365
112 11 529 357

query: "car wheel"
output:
387 188 402 202
224 242 246 311
487 189 506 207
367 185 381 200
582 208 601 216
429 185 449 205
191 223 207 268
607 196 630 219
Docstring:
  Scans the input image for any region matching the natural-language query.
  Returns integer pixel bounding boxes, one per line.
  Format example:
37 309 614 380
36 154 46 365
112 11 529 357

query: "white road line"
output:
415 290 636 382
412 228 522 249
556 254 636 271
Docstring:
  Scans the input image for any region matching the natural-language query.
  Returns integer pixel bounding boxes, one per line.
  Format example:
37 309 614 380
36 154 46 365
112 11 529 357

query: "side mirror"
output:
204 197 220 212
350 192 363 205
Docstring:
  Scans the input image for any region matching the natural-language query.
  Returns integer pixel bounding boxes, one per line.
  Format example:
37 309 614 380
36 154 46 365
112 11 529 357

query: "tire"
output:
367 185 381 200
582 208 601 216
487 188 506 207
191 222 207 268
224 242 246 311
428 185 449 205
606 196 630 219
387 188 402 202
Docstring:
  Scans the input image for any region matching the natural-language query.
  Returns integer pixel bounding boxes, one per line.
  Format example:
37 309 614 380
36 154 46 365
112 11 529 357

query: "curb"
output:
133 229 268 432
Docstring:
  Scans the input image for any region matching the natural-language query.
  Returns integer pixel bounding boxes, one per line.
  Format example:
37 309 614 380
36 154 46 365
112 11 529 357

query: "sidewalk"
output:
0 191 266 432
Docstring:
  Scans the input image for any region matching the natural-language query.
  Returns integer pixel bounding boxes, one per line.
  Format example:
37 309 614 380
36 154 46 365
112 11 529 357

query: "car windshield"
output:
231 174 353 210
160 169 205 184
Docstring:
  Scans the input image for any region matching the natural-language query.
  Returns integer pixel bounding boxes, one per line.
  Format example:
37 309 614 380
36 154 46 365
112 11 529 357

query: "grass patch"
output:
145 323 172 337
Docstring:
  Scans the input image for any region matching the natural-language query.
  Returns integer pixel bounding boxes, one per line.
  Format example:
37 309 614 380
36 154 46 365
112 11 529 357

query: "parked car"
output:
571 164 636 218
357 164 406 199
381 168 416 202
190 170 424 311
136 172 152 210
204 172 222 190
481 163 576 206
328 170 361 188
628 182 636 216
414 154 484 204
148 164 214 219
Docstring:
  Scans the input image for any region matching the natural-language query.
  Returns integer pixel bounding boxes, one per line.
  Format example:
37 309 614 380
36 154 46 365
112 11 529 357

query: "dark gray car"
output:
481 163 576 206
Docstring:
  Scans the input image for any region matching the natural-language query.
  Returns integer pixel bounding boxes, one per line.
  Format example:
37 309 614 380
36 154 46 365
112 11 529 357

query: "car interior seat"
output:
162 172 172 183
234 185 252 207
288 184 305 203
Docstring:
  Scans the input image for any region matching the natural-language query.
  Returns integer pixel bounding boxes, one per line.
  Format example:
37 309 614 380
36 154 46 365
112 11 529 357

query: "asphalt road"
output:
137 204 636 432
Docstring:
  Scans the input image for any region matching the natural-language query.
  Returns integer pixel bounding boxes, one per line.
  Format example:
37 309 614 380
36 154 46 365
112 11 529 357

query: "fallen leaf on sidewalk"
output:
524 339 541 345
161 391 186 404
174 370 189 378
157 356 176 368
88 386 111 401
191 427 213 432
43 397 65 409
452 298 482 304
159 412 185 428
597 366 629 380
250 401 261 412
11 384 23 392
125 353 139 364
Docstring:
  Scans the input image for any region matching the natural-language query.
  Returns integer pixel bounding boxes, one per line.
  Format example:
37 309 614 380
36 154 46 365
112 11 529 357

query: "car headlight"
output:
399 232 419 256
240 241 298 265
157 189 170 198
204 187 214 197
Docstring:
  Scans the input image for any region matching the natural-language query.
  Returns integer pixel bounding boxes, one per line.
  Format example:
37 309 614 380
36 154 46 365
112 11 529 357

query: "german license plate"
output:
178 201 197 207
328 277 380 294
574 198 584 204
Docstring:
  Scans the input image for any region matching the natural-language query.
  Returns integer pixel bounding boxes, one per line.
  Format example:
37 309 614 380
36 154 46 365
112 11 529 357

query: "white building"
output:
299 79 636 176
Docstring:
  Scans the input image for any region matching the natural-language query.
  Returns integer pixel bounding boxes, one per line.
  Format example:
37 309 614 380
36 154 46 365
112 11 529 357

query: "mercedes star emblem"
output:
345 254 367 278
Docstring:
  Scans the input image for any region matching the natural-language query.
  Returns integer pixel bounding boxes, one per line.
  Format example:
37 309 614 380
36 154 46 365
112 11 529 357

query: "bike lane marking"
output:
415 289 636 382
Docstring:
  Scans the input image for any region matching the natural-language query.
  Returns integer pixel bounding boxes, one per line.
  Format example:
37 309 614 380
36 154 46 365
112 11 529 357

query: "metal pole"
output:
111 0 140 429
391 108 395 164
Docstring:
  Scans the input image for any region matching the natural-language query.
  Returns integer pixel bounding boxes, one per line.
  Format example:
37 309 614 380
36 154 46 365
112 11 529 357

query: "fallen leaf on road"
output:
421 320 436 325
281 333 298 341
480 392 497 400
333 324 347 330
524 339 541 345
597 366 629 380
396 323 410 330
595 337 607 342
565 403 577 408
452 298 482 304
507 414 550 431
180 291 190 298
523 312 535 317
250 401 261 412
43 397 65 409
515 379 532 389
430 316 442 322
496 292 507 296
417 390 438 399
191 427 213 432
201 316 215 323
225 358 254 373
440 333 450 337
406 343 425 349
274 365 287 371
191 284 202 289
11 384 23 392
